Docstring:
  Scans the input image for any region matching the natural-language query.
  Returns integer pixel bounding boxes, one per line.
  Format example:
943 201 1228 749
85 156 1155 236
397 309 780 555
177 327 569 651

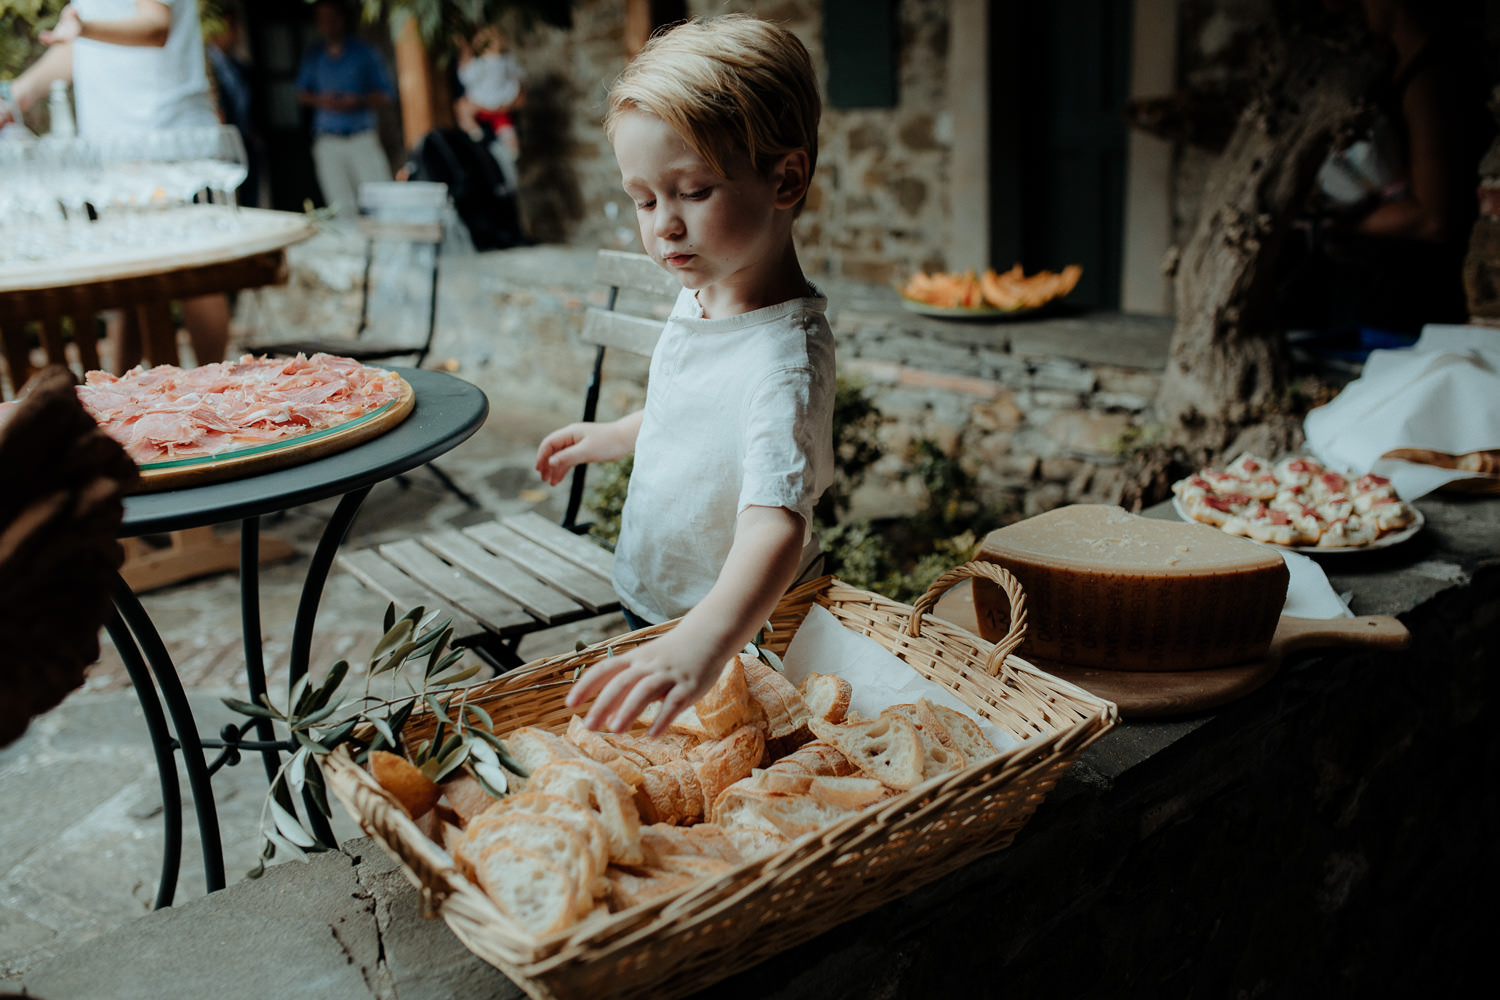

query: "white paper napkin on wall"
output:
1304 324 1500 499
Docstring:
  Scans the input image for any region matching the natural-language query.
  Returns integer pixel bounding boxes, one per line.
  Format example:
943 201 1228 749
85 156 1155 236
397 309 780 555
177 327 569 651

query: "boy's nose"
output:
653 206 684 239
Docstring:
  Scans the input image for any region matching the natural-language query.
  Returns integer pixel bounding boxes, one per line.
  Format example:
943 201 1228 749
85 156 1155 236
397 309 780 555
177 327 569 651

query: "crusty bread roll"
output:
368 749 440 819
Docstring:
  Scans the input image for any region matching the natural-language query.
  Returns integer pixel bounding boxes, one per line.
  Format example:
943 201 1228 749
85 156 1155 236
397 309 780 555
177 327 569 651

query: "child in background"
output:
453 24 525 191
534 15 833 736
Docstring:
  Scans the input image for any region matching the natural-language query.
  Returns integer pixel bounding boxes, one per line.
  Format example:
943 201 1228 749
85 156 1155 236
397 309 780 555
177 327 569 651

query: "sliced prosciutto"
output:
75 353 406 465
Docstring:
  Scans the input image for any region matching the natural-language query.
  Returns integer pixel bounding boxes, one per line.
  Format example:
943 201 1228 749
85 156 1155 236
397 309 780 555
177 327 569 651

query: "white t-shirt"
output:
71 0 217 138
457 52 525 113
613 287 836 624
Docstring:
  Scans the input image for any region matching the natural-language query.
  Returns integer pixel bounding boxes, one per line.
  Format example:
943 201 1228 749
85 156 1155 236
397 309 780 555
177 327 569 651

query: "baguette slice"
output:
473 843 582 937
740 653 811 739
525 759 644 865
721 825 790 862
800 672 852 724
437 772 500 826
457 811 599 912
917 698 997 763
712 784 857 839
808 714 925 790
807 774 891 810
605 865 699 912
473 791 610 882
506 725 589 781
776 739 857 778
693 655 752 738
887 703 967 779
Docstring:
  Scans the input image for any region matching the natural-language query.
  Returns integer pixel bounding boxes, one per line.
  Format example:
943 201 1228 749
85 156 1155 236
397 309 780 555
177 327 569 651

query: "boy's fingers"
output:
565 655 627 708
606 677 672 733
646 686 694 737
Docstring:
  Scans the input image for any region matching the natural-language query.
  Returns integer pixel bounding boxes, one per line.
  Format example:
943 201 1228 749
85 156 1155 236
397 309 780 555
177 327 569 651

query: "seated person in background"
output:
453 24 525 193
1279 0 1495 337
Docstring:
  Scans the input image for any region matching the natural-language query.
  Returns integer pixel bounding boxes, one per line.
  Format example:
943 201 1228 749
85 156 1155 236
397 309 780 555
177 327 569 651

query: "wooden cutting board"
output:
1029 614 1410 719
133 376 415 493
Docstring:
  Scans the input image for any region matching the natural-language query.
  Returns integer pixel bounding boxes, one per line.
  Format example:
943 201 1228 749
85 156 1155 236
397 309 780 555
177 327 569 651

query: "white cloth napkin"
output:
1303 324 1500 499
779 604 1019 752
1280 549 1353 619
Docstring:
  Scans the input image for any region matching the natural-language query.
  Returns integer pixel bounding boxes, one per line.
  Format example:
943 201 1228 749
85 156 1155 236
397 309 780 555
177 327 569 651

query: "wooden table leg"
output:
72 311 102 374
120 526 296 594
1 323 34 396
136 299 178 370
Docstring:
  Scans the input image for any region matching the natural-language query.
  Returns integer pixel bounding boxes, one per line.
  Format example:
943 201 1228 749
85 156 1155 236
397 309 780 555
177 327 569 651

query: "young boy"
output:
534 15 833 735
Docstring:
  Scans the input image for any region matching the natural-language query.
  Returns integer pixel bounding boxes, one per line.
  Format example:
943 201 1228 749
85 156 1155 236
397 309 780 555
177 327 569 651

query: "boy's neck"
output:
695 240 809 319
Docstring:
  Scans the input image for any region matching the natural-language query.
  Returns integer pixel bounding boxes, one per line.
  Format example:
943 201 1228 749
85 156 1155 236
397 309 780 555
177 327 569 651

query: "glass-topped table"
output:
106 367 487 906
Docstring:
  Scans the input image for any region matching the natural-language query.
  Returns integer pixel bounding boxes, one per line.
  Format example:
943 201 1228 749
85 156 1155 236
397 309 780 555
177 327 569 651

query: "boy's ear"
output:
772 150 811 210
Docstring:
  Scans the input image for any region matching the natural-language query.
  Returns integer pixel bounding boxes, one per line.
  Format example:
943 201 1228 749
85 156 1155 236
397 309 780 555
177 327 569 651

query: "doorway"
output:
990 0 1132 310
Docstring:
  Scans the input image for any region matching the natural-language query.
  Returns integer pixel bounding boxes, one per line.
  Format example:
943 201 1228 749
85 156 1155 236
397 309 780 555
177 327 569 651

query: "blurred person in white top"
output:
0 1 230 371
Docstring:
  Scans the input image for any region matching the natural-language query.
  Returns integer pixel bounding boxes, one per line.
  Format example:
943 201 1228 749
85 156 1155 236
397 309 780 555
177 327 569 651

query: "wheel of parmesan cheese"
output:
974 505 1289 672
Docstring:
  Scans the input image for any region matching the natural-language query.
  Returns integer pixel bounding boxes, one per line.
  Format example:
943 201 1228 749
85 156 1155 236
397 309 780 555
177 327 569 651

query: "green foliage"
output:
583 454 631 547
0 1 62 81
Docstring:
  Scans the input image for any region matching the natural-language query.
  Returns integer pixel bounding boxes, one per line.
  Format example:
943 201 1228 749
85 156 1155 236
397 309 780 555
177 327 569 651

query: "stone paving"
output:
1 235 630 983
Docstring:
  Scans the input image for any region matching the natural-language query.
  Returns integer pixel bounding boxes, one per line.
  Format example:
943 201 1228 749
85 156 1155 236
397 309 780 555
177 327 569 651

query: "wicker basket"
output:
323 562 1117 1000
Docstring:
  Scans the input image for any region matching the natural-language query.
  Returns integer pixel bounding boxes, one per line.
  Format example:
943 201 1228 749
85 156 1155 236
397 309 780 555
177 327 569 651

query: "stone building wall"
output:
509 0 955 286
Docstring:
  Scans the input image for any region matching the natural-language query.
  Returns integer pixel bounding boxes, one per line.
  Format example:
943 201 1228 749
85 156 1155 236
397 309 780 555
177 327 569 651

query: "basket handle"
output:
907 560 1028 676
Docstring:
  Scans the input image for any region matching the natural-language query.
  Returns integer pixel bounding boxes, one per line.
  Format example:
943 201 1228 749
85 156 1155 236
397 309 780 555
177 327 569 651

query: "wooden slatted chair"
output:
337 249 680 669
254 183 447 369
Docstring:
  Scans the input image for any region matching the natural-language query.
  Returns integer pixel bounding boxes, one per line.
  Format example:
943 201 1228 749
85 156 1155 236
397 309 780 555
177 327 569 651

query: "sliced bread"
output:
808 714 925 790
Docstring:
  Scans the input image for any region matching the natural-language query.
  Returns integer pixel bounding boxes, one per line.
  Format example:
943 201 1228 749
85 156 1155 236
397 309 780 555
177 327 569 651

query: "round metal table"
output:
105 367 488 906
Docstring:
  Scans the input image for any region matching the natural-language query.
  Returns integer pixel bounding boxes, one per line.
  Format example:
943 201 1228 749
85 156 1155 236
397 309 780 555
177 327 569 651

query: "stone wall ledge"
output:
12 495 1494 999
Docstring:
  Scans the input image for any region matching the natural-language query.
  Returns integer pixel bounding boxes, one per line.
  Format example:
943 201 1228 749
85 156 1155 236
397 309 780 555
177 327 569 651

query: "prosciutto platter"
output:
1 353 413 492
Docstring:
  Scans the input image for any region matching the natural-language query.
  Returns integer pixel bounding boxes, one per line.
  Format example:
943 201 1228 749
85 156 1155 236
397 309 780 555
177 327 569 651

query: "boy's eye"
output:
683 188 712 200
635 198 655 210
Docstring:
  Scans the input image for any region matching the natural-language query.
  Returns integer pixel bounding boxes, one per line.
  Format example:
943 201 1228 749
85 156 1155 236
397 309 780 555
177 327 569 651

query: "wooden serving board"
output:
1030 614 1410 719
132 375 415 493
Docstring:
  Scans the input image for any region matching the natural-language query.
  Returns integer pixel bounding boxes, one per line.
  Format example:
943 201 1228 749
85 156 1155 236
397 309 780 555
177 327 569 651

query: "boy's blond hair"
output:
605 15 820 208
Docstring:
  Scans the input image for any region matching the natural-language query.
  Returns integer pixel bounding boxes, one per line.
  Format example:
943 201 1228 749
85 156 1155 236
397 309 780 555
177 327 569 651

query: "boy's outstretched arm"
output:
566 504 806 734
535 410 643 486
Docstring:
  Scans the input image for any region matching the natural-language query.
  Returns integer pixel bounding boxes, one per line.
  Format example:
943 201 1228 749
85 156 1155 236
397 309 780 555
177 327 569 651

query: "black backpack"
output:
404 128 522 251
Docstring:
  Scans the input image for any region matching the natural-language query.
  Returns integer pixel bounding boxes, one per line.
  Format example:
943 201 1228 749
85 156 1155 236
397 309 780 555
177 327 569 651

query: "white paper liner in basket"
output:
322 562 1117 1000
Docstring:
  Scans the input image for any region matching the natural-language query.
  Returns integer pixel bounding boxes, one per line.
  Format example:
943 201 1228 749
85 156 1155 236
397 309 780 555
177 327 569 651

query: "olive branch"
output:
222 603 538 878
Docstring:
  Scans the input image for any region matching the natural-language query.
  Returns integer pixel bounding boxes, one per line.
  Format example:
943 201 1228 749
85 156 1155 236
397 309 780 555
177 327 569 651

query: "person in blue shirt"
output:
295 0 395 218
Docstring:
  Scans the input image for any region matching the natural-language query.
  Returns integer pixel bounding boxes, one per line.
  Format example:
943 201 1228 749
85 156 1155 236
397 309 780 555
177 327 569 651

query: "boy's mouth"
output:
662 253 695 268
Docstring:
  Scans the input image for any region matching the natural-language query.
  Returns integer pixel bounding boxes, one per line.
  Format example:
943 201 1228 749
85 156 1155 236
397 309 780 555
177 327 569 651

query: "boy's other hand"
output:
40 5 81 45
565 629 721 735
534 415 640 486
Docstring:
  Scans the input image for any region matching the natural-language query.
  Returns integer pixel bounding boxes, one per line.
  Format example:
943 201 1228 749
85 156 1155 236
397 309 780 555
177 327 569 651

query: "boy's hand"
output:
40 5 81 45
565 626 723 735
534 412 641 486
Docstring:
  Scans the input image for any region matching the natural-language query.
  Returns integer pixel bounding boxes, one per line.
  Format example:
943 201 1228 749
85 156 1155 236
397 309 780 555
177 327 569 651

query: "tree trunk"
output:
1156 27 1383 435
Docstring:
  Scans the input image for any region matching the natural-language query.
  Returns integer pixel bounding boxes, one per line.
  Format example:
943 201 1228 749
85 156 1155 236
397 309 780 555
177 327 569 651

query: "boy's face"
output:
613 110 789 309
